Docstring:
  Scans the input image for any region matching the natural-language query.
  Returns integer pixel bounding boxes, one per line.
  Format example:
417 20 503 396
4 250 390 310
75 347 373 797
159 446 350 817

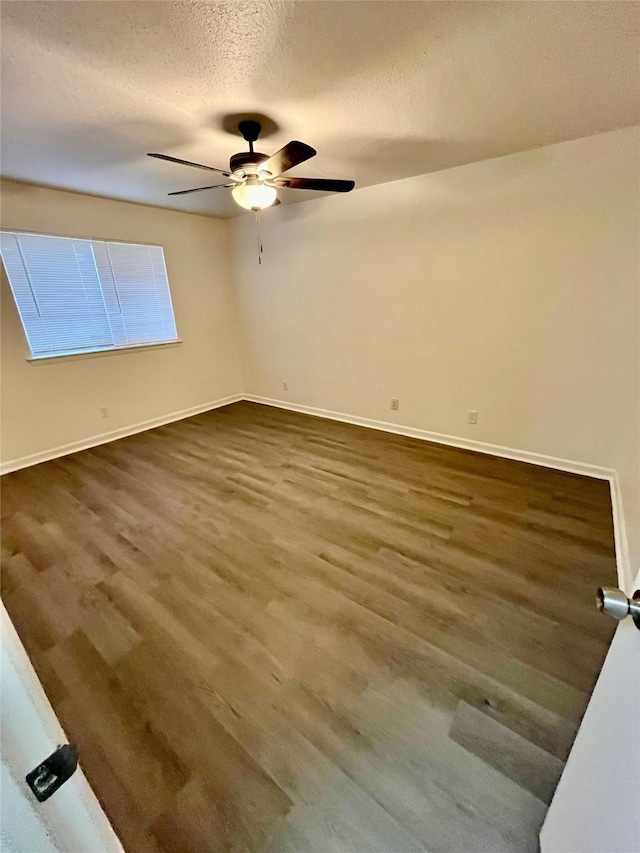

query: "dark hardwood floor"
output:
1 401 617 852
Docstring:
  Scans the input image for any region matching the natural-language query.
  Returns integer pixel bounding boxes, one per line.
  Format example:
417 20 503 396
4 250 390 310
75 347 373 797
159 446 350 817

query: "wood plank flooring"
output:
1 401 617 852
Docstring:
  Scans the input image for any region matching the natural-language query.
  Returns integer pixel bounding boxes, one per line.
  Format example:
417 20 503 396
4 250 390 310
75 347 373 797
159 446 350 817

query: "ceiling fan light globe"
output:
231 183 278 211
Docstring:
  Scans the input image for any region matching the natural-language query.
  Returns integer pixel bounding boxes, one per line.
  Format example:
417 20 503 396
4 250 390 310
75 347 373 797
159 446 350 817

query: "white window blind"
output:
0 232 179 359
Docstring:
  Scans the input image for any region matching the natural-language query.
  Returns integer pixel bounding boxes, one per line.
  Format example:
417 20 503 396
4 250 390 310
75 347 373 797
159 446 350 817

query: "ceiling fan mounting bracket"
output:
238 120 262 144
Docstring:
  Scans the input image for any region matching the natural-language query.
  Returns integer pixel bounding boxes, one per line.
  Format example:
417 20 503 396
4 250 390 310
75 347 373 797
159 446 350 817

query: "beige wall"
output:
233 127 640 578
1 181 243 465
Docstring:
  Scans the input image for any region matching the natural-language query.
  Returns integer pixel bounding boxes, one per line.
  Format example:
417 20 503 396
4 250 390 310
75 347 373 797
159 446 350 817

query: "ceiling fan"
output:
148 120 355 211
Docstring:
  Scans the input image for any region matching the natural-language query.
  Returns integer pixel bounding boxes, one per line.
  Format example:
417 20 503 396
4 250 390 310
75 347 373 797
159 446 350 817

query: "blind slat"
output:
0 232 178 357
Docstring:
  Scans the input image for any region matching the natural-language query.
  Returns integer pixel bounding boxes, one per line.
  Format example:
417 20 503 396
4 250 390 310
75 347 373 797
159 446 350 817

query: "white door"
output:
1 604 123 853
540 579 640 853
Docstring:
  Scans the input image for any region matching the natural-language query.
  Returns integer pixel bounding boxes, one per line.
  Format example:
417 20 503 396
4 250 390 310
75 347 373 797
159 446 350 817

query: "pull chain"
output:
255 210 264 265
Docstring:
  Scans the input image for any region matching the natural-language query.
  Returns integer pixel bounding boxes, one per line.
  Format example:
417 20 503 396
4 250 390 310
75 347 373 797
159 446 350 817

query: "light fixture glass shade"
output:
231 182 278 211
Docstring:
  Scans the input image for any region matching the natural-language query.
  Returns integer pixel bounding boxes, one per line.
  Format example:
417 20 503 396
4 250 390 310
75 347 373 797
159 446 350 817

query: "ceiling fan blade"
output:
260 141 316 178
148 152 237 179
273 176 355 193
168 184 234 196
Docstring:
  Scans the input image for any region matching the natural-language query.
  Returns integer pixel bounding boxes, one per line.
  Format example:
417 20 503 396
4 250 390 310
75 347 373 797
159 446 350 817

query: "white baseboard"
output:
245 395 632 590
245 395 615 477
0 393 243 475
1 390 631 592
608 474 633 593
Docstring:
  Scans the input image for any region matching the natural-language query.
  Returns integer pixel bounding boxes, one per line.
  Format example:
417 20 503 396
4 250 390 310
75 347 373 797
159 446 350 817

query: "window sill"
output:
27 340 183 365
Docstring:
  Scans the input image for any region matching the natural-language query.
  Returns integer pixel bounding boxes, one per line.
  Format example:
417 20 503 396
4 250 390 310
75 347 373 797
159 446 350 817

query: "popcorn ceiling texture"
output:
1 1 639 218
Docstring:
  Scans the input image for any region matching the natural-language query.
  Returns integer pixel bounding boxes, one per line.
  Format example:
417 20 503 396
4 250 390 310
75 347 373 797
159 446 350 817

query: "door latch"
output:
26 743 78 802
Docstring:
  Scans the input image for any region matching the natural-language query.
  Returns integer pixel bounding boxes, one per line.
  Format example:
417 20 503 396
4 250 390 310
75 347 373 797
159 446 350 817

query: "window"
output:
0 232 179 359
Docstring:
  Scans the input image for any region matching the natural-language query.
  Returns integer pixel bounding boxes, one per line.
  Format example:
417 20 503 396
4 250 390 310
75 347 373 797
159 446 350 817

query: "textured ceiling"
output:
1 1 639 218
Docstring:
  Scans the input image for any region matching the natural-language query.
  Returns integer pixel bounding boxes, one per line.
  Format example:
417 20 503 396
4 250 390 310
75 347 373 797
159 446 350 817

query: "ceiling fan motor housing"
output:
229 151 268 176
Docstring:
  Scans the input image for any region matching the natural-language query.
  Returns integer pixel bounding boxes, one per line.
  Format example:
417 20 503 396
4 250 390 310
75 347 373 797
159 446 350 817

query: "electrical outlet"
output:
283 380 288 391
390 398 399 411
99 406 109 419
467 410 478 424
